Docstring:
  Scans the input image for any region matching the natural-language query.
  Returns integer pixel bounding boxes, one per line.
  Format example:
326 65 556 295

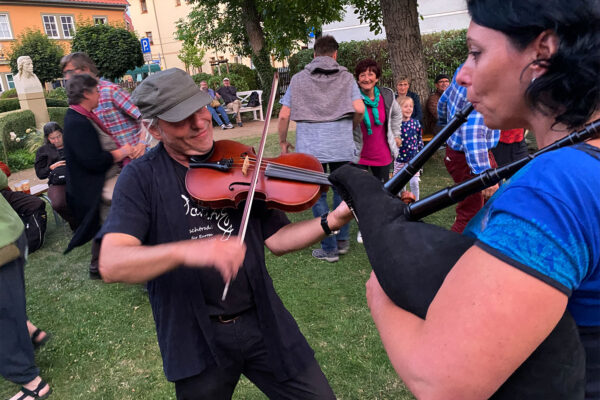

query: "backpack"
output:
247 91 260 107
21 208 47 253
48 165 67 185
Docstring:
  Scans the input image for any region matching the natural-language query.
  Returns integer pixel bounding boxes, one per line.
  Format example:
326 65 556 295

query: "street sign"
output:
143 52 152 62
140 38 151 53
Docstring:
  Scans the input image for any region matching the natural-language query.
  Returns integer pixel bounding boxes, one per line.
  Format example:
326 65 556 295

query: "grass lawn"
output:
0 133 454 399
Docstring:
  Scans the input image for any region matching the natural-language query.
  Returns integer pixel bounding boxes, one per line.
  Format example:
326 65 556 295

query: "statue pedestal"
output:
18 91 49 128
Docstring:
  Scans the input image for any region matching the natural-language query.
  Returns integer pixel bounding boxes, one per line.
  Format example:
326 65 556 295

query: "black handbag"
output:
48 165 67 185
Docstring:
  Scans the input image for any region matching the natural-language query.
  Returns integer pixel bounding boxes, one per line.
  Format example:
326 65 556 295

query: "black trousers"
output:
174 309 335 400
0 233 39 384
356 163 391 183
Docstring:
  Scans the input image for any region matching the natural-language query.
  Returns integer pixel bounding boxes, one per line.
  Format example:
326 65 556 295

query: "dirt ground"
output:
6 117 290 190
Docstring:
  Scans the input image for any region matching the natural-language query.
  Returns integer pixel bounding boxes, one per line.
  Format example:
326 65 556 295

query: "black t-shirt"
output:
216 86 238 104
172 160 254 316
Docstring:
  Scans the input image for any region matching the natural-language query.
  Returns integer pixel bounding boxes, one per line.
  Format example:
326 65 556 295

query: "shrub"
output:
46 87 67 100
1 89 17 99
7 148 35 172
0 110 36 153
191 72 213 86
0 98 20 113
288 49 313 75
422 29 467 87
48 107 68 128
227 63 259 90
45 98 68 107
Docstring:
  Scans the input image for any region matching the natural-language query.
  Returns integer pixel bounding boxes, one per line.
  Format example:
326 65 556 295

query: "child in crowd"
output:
394 96 424 200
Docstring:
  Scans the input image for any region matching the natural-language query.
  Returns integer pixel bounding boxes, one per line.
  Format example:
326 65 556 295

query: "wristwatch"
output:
320 212 340 236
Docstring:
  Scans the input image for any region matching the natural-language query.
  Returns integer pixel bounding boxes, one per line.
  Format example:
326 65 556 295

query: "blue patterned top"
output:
396 118 423 163
464 144 600 326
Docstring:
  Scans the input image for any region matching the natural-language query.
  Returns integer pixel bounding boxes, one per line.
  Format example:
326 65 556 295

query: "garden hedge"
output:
0 97 68 113
0 110 35 153
48 107 68 127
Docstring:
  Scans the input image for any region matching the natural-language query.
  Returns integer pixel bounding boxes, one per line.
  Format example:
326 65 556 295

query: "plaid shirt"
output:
438 67 500 175
94 79 141 147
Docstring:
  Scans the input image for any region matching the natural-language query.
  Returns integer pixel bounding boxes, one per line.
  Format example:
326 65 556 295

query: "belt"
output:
209 308 251 324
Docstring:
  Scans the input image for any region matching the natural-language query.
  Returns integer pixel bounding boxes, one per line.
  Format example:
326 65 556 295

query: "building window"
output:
94 17 107 25
60 16 75 38
6 74 14 90
0 14 13 40
146 32 153 45
42 15 59 39
140 0 148 13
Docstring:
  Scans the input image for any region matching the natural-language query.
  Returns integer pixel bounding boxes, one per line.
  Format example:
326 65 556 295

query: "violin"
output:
185 139 330 212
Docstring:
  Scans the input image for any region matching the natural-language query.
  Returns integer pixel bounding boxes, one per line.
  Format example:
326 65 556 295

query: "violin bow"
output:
222 72 280 301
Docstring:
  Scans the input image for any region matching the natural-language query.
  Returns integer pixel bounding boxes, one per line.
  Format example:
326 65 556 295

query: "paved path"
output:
7 117 291 190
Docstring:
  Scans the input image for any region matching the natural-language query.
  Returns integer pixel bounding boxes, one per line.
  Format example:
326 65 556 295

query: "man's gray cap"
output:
131 68 211 122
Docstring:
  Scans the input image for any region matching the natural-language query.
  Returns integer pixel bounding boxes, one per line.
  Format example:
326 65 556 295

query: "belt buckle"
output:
217 315 239 324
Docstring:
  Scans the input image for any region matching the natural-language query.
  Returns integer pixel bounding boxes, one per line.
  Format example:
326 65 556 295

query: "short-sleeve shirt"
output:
280 82 362 163
95 79 141 147
464 144 600 326
98 145 317 382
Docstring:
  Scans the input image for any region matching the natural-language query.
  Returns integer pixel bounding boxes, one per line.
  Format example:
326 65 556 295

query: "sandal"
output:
16 379 52 400
30 329 50 350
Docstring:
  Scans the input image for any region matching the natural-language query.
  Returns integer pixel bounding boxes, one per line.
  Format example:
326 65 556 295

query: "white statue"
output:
14 56 44 94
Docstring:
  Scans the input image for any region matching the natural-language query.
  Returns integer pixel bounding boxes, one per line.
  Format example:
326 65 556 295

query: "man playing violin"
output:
97 68 352 400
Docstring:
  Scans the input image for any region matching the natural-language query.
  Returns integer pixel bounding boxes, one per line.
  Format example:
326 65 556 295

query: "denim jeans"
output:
207 105 231 126
311 162 350 252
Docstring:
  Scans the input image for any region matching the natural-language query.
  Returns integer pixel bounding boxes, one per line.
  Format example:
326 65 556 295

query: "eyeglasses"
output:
63 68 83 78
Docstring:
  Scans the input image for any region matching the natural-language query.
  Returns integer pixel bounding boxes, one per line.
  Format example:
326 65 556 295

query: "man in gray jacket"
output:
278 35 364 262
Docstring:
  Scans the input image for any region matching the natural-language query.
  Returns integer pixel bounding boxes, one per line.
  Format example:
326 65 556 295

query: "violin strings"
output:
227 157 330 180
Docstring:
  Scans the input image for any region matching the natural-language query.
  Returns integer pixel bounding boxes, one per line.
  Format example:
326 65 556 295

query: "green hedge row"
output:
192 63 259 92
48 107 68 128
288 29 467 89
0 98 68 113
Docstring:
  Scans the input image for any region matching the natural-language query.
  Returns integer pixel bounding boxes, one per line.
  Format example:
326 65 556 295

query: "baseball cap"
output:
131 68 211 122
223 77 229 81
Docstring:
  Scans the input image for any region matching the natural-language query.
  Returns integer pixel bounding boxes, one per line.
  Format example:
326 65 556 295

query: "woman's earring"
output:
531 76 537 84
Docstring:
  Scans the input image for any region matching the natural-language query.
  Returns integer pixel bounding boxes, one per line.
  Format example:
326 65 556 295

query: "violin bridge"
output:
242 155 250 176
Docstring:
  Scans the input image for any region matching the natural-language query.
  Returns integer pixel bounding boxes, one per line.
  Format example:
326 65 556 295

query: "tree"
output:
71 23 144 81
8 29 64 85
177 0 347 101
352 0 429 104
178 42 206 74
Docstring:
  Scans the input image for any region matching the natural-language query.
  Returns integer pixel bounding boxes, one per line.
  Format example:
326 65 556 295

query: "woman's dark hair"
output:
467 0 600 130
354 59 381 80
66 73 98 105
43 121 63 143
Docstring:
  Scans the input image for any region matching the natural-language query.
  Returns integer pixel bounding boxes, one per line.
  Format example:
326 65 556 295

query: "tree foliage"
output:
8 29 64 85
71 23 144 81
177 0 347 99
178 42 206 73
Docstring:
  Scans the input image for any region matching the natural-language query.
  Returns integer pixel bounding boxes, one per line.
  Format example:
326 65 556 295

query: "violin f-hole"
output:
228 181 251 191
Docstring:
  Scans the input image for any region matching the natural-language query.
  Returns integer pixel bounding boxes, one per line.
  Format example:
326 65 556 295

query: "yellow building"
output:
0 0 128 92
128 0 281 75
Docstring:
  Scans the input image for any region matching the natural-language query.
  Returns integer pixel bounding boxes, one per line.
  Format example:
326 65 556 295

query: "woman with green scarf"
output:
354 59 402 183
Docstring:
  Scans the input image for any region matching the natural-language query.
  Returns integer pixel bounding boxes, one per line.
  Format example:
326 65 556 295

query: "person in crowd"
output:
492 128 529 167
394 96 424 200
365 0 600 398
63 74 132 279
424 73 450 136
199 80 234 130
278 35 364 262
438 65 500 233
354 58 401 243
396 76 423 125
61 52 146 161
216 77 243 127
98 68 353 400
34 122 77 229
0 169 52 400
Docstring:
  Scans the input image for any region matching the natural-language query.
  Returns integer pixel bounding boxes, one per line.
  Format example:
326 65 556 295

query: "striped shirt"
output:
437 67 500 175
94 79 141 147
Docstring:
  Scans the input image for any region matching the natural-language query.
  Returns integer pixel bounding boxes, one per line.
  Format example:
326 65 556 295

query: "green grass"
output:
1 133 454 399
